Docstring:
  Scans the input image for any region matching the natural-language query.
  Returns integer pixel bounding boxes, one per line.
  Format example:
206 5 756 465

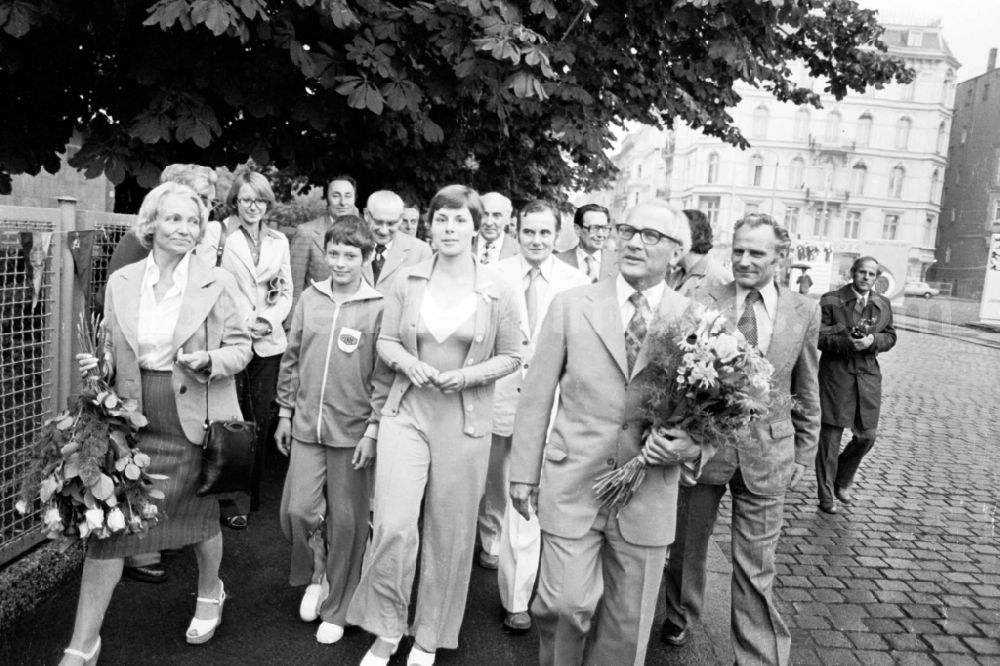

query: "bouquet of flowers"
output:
594 303 777 513
16 313 166 547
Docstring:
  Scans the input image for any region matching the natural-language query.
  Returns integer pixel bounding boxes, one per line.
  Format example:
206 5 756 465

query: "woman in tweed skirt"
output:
60 182 251 665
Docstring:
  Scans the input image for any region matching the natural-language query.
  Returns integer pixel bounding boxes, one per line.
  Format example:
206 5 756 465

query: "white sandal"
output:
407 645 436 666
185 581 226 645
359 635 401 666
63 636 101 665
315 621 345 644
299 574 329 622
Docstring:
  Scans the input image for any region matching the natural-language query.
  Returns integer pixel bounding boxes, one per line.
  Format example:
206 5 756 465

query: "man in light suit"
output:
555 203 619 282
476 200 589 632
474 192 520 264
360 190 433 292
288 174 360 308
510 201 700 666
661 214 821 665
815 256 896 513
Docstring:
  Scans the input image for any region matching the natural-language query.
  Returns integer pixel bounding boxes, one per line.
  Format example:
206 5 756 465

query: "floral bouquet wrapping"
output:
16 313 166 547
594 303 776 513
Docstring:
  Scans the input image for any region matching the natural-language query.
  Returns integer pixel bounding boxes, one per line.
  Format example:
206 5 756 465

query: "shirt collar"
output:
736 279 778 317
142 251 191 293
616 274 666 313
519 254 554 281
851 287 868 305
577 246 602 263
375 240 392 254
479 234 498 249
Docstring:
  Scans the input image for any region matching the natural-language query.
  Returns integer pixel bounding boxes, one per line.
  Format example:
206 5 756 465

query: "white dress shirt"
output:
137 252 191 371
616 274 666 330
576 247 603 280
735 280 778 354
477 234 501 264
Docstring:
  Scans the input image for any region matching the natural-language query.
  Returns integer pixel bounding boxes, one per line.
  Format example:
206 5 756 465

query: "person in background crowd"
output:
347 185 522 666
95 163 219 584
199 170 292 529
555 203 619 282
478 199 589 632
661 214 820 665
474 192 519 264
400 204 421 237
668 209 732 296
275 215 393 645
510 201 697 666
62 182 251 665
361 190 433 293
815 256 897 514
288 175 360 307
797 267 813 295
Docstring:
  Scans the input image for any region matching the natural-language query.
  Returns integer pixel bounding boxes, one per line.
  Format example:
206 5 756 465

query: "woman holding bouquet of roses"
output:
61 181 251 665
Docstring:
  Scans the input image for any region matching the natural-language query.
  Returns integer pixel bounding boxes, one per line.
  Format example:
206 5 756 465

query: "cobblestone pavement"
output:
713 329 1000 664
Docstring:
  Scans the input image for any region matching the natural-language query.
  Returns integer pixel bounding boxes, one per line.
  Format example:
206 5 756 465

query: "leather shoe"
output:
819 502 838 514
124 564 168 584
221 514 248 530
834 486 853 504
503 611 532 633
660 618 689 646
478 550 499 570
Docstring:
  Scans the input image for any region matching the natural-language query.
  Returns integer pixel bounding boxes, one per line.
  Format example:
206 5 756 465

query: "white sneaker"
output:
315 622 345 644
298 575 328 622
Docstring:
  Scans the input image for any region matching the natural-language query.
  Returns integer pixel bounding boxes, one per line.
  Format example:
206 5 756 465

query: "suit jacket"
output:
288 215 334 303
695 282 821 496
103 258 253 444
377 258 523 439
675 254 733 297
817 284 897 430
510 279 691 547
472 234 518 263
361 232 434 293
490 255 590 436
200 217 293 357
555 244 620 281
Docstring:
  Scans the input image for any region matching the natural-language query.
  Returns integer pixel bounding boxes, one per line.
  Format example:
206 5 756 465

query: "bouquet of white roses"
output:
16 313 166 547
594 303 776 513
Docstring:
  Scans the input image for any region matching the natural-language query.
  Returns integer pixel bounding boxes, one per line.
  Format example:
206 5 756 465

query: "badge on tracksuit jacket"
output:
338 327 361 353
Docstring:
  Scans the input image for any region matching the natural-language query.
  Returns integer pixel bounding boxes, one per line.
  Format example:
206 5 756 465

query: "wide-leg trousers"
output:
346 405 492 650
280 440 371 625
815 422 877 505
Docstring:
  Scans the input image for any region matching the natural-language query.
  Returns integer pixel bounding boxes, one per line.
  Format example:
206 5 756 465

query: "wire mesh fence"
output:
0 219 56 566
86 215 134 316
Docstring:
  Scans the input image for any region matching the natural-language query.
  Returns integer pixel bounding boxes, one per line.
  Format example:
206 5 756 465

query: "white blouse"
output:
420 291 477 344
137 253 190 371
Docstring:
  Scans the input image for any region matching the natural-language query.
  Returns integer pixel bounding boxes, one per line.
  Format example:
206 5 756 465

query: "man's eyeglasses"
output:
238 197 269 208
615 224 679 246
265 276 288 305
582 224 610 235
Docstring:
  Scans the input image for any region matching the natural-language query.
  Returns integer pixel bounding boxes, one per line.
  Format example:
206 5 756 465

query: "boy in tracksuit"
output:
275 215 393 645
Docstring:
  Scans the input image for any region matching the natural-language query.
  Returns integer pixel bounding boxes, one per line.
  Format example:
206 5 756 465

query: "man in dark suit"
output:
511 201 700 666
556 203 619 282
815 256 897 513
661 214 821 665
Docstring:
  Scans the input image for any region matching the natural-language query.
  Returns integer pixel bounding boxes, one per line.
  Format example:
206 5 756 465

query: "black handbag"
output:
195 316 257 497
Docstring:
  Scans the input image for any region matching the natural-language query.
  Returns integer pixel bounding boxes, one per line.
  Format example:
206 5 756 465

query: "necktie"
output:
525 266 541 333
625 291 651 374
584 255 597 282
372 245 386 283
738 289 761 348
854 297 866 324
481 241 494 264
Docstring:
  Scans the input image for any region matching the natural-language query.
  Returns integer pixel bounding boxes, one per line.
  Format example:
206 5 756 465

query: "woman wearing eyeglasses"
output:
200 169 292 529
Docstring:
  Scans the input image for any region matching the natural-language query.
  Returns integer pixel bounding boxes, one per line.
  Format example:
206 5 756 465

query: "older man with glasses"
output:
555 203 619 282
361 190 432 292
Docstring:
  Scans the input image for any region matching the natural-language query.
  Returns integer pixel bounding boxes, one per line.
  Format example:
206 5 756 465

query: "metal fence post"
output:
56 196 78 411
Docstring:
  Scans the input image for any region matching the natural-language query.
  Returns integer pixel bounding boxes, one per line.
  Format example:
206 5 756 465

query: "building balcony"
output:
808 134 856 157
804 187 851 203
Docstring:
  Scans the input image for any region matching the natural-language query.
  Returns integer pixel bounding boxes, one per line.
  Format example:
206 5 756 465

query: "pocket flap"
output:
769 419 795 439
544 445 568 462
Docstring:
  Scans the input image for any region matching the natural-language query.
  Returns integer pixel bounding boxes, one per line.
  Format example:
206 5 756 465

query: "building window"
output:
937 121 948 154
930 169 940 201
882 214 899 240
851 163 867 196
824 111 842 144
985 83 991 101
784 206 800 235
636 164 643 178
750 154 764 187
994 200 1000 223
699 196 721 227
788 156 805 189
707 152 719 184
944 246 952 263
924 215 936 246
752 105 769 140
844 211 861 239
793 109 810 142
856 113 873 147
894 117 912 150
943 69 955 105
961 126 968 144
633 192 639 206
813 208 831 237
888 165 905 198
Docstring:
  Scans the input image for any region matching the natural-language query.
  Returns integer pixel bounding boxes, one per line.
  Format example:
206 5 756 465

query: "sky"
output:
861 0 1000 79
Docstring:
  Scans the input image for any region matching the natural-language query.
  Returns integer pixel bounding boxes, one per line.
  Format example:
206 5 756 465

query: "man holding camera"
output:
815 256 897 514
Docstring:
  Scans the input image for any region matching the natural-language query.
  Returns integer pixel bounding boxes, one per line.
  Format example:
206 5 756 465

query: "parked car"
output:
904 281 940 299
